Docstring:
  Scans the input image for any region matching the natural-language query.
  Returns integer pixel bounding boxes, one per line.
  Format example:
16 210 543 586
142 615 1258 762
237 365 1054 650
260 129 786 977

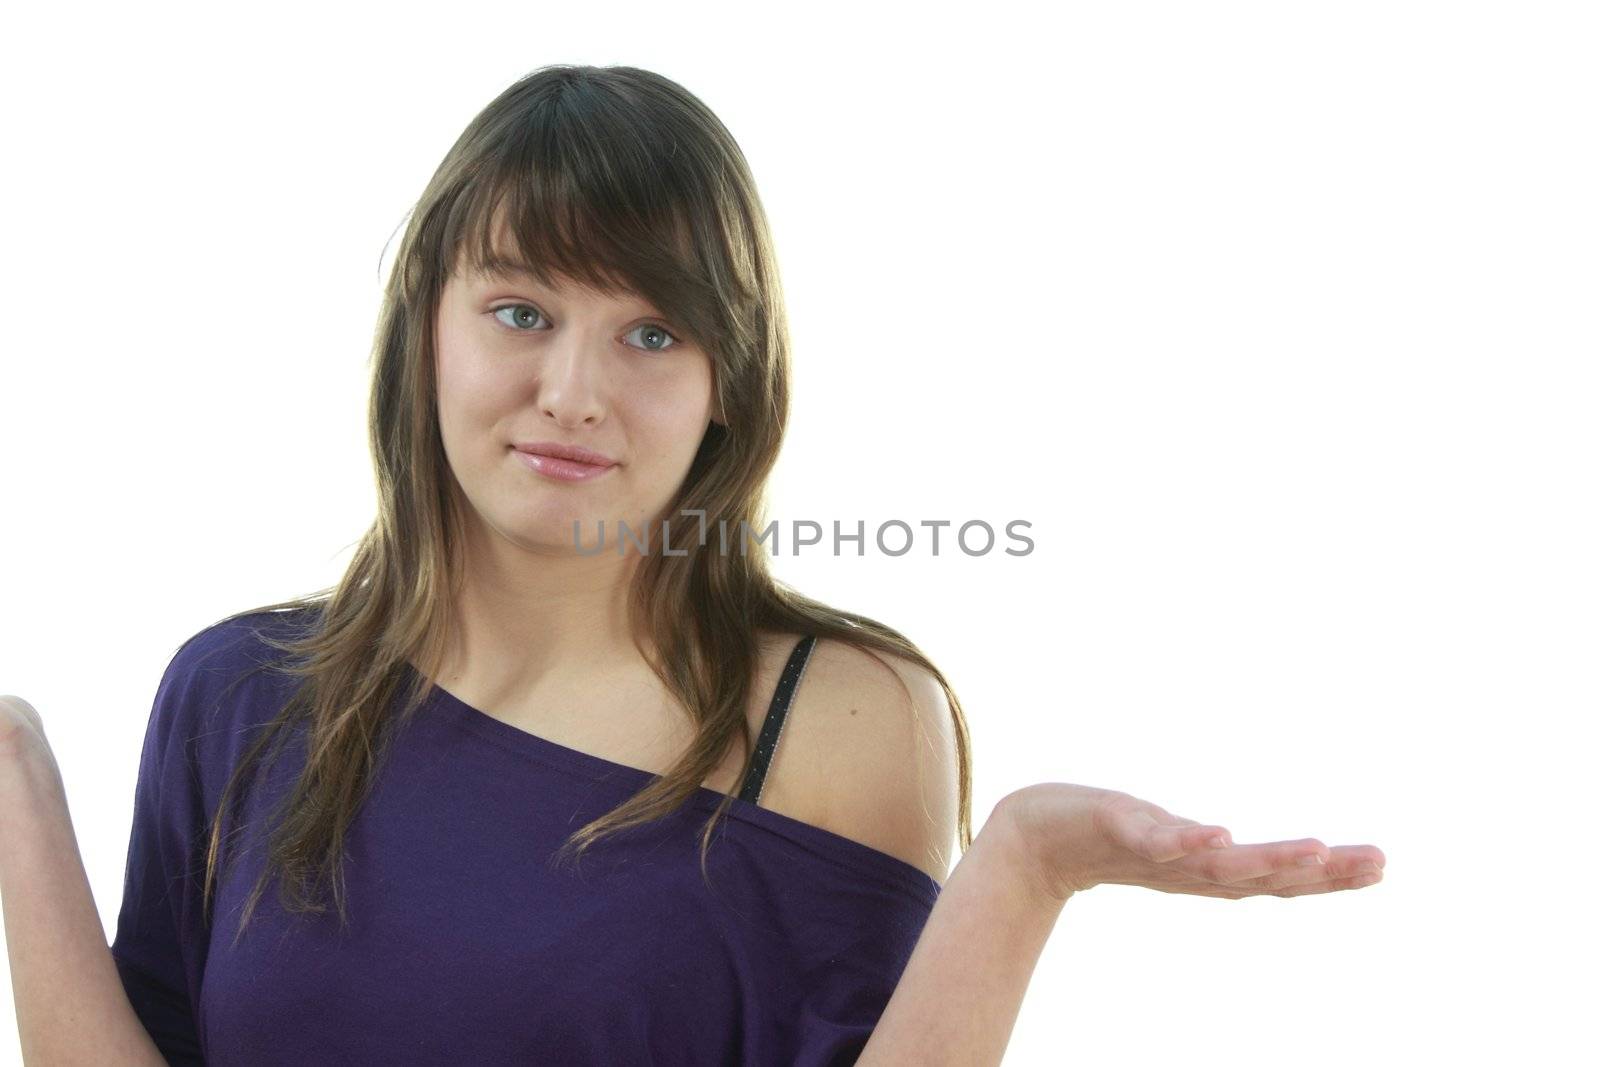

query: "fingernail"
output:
1297 853 1326 866
1208 835 1230 849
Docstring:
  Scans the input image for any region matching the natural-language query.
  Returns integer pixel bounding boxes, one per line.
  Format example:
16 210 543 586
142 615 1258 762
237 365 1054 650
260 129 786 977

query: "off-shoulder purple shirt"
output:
110 608 940 1064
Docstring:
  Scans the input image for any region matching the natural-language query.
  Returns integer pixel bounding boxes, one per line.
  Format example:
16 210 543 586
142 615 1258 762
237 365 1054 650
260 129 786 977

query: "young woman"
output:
0 64 1386 1065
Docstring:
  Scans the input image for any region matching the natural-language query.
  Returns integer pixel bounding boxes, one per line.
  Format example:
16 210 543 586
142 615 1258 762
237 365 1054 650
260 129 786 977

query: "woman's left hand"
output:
1000 782 1387 902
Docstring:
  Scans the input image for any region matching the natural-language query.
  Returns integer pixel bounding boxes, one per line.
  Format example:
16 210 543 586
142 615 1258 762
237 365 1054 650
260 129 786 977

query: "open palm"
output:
1004 781 1387 901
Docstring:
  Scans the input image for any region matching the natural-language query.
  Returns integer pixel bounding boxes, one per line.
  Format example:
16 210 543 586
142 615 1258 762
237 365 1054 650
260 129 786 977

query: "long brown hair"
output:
199 63 975 943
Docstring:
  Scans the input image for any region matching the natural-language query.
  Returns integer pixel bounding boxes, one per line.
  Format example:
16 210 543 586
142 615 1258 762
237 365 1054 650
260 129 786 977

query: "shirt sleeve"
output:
788 881 938 1067
109 630 221 1066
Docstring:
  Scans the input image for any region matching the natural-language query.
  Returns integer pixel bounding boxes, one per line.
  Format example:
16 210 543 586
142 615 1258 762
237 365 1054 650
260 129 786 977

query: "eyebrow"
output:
476 260 538 281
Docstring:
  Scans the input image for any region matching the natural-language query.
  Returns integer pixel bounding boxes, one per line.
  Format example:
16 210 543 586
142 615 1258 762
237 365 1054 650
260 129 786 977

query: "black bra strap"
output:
737 635 818 806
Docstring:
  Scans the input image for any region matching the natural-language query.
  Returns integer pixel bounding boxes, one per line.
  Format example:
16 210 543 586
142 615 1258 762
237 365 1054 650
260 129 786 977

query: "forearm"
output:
857 796 1069 1066
0 747 166 1066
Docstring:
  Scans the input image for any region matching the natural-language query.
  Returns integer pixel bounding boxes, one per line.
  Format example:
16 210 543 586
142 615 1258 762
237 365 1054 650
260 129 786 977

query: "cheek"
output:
432 301 504 426
628 375 713 451
435 348 507 438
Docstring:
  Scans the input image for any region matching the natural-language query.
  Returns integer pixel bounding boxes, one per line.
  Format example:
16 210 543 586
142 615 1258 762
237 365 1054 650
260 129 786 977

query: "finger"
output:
1120 808 1185 863
1141 821 1235 864
1142 803 1236 851
1194 838 1331 884
1185 825 1233 851
1266 865 1384 896
1126 811 1217 863
1174 863 1384 899
1234 847 1384 892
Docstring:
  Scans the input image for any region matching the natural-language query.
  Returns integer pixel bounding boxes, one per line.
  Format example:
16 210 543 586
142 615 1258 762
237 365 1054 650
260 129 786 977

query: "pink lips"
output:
511 441 618 483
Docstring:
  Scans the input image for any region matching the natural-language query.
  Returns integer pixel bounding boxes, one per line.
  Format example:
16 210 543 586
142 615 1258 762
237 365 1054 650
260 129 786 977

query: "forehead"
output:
449 198 688 316
455 251 630 300
455 227 623 287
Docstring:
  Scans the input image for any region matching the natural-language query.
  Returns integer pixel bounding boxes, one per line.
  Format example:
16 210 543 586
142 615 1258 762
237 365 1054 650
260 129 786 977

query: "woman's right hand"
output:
0 692 170 1066
0 694 53 766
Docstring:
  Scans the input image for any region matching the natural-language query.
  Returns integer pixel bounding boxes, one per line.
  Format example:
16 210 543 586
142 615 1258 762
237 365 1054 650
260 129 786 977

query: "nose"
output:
536 334 608 429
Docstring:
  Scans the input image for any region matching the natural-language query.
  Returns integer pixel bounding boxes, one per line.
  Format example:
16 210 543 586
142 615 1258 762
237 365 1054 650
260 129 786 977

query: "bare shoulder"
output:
755 631 960 886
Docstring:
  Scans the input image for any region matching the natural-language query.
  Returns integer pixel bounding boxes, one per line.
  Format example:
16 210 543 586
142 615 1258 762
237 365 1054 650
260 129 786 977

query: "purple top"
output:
110 609 941 1065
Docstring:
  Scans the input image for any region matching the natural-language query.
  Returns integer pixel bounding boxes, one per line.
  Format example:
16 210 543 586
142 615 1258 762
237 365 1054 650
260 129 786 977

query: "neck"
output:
439 519 651 698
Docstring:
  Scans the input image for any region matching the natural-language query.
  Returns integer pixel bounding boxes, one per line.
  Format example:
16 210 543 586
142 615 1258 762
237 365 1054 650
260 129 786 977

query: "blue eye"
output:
492 304 547 332
490 304 681 354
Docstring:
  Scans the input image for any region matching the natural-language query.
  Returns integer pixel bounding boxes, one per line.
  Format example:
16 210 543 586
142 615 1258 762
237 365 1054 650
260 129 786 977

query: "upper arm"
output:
111 629 218 1063
788 637 961 886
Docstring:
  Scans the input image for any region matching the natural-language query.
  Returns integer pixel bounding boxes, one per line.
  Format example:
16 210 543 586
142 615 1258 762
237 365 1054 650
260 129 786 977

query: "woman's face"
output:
433 254 719 555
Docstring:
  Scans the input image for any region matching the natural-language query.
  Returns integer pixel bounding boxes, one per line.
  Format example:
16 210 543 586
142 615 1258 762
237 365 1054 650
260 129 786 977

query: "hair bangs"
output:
441 110 728 353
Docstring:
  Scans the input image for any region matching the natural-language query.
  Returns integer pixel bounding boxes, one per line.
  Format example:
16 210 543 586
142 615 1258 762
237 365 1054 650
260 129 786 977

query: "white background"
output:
2 2 1596 1063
